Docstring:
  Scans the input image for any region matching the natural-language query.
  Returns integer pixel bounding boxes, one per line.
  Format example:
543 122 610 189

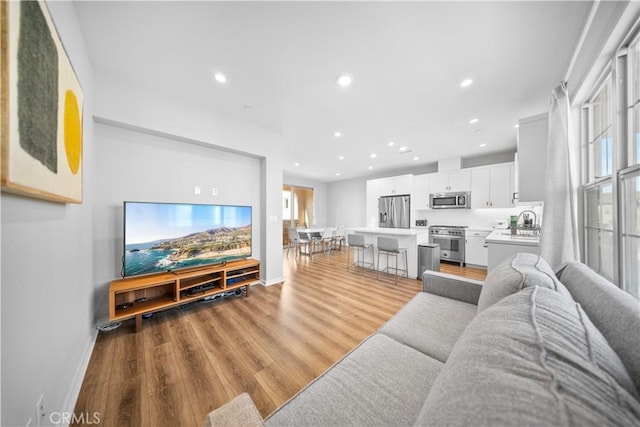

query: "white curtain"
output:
539 82 580 271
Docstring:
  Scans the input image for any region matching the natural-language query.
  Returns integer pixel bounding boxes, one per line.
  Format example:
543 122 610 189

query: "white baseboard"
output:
59 328 98 427
261 276 284 286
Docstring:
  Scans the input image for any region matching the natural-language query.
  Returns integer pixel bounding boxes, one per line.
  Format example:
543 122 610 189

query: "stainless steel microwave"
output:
429 192 471 209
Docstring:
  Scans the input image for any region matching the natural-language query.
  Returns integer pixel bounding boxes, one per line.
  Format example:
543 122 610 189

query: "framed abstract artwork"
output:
1 0 83 203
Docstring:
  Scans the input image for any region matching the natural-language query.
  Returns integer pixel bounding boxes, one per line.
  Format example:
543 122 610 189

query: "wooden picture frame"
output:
1 0 84 203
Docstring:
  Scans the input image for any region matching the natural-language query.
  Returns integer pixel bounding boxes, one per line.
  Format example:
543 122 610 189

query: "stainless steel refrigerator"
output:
378 195 410 228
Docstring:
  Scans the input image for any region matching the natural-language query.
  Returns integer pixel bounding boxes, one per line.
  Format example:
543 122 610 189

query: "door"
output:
283 185 314 245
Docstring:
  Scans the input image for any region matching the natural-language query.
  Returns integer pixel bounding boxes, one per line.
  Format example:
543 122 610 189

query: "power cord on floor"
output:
96 321 122 332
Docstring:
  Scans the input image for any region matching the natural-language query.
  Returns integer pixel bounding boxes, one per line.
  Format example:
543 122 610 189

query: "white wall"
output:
1 2 96 425
92 123 262 321
326 177 367 228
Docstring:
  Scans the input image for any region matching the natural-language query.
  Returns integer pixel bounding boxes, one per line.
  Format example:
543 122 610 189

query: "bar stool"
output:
376 236 408 283
347 234 374 274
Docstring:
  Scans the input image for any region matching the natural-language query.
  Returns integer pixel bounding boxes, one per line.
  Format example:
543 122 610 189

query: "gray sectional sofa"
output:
205 253 640 426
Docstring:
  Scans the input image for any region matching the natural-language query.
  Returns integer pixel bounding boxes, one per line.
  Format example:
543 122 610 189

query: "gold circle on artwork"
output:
64 90 82 175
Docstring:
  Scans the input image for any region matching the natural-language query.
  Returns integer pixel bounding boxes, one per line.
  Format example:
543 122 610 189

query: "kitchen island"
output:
349 227 430 279
485 229 539 271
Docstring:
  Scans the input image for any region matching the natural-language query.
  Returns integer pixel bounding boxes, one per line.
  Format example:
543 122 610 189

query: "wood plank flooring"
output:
73 250 486 427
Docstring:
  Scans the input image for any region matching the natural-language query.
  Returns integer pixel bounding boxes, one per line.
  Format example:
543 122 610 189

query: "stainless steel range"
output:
429 225 467 266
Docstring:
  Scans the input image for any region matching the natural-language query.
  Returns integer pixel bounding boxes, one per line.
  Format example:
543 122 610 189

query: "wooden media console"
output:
109 258 260 332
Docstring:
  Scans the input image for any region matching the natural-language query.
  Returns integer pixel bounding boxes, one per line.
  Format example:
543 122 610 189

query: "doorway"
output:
283 185 314 246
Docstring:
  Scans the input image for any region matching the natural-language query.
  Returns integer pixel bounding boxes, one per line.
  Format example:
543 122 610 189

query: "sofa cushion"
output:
416 286 640 427
558 261 640 395
477 253 571 313
379 292 477 362
422 271 483 305
265 333 443 427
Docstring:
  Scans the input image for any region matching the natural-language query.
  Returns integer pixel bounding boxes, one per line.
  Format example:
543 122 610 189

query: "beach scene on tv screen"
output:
124 203 252 277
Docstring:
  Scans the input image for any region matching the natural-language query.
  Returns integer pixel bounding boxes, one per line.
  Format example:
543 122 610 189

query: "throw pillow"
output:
477 253 571 313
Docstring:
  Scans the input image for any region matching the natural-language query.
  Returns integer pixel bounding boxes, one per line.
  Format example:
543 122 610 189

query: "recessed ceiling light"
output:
294 162 300 167
388 141 395 147
460 78 473 88
338 155 344 160
336 172 341 176
413 156 419 161
214 72 227 84
514 124 520 128
336 73 354 87
334 131 342 138
480 143 487 147
399 146 408 152
469 118 479 124
368 166 374 170
370 153 377 158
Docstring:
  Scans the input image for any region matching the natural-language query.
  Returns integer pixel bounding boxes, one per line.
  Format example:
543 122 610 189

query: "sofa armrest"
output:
204 393 265 427
422 271 483 305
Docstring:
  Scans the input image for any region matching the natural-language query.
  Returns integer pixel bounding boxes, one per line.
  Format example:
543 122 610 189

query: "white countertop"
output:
485 229 540 247
465 227 493 233
350 227 430 236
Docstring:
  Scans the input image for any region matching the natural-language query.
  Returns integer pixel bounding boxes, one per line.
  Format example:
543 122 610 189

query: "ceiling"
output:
74 1 593 182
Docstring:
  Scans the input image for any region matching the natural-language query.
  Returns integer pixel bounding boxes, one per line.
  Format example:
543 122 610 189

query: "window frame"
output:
619 163 640 296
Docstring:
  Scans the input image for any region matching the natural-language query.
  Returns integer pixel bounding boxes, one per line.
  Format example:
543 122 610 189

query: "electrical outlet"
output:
211 187 219 196
35 394 44 427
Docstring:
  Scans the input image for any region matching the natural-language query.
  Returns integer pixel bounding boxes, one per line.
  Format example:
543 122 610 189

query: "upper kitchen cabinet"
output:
413 174 431 210
430 169 471 193
366 179 381 227
517 113 548 202
378 174 414 196
471 163 515 208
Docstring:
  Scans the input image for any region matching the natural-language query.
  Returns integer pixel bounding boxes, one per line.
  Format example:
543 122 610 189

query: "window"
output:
582 25 640 297
584 182 615 281
588 79 613 180
620 171 640 297
631 36 640 166
620 33 640 297
583 76 615 282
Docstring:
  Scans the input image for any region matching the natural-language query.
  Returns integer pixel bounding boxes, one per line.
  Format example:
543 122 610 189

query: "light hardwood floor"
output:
73 249 486 426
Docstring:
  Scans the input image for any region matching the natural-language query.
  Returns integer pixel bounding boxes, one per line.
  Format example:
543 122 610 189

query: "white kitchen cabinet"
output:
517 113 548 202
471 163 515 208
379 174 413 196
470 168 491 209
366 179 381 227
465 229 490 267
430 170 471 193
413 174 431 210
486 230 539 271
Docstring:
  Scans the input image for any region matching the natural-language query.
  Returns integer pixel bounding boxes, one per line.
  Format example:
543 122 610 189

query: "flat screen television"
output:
123 201 252 278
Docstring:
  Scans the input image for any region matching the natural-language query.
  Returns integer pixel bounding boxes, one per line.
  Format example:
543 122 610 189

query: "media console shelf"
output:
109 259 260 332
